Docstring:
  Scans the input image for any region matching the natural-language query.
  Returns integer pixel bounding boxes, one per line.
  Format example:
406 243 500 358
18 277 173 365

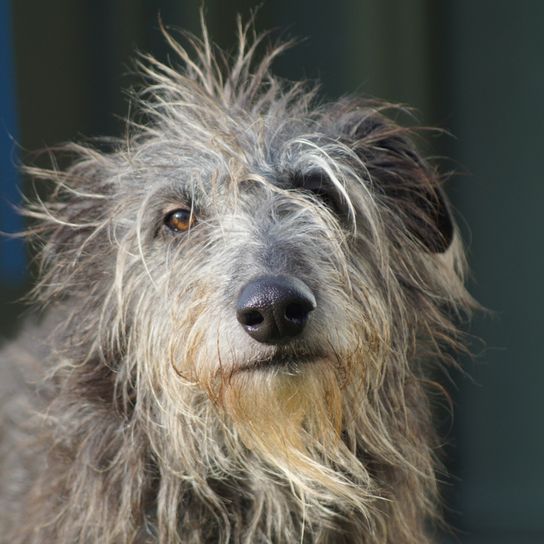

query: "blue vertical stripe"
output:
0 0 25 284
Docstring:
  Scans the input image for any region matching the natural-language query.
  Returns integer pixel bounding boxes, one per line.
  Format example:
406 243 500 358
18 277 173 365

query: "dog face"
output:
24 27 470 541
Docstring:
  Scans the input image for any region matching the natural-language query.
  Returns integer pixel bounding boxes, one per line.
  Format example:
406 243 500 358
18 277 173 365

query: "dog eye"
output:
164 208 196 232
291 172 343 216
307 187 340 213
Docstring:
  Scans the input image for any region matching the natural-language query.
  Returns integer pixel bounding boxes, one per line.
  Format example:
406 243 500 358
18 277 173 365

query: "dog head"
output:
26 22 472 540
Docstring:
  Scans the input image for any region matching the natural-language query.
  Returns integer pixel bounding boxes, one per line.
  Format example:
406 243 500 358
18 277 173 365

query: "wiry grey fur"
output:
0 20 473 544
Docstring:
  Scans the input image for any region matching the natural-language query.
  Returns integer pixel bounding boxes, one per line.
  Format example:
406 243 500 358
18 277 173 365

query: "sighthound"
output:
0 22 473 544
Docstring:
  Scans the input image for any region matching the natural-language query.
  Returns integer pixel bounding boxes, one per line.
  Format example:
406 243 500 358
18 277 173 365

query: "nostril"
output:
284 302 311 322
239 310 264 327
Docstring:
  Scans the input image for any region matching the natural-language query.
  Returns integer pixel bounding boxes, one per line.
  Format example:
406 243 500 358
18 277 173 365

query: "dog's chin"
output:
215 357 345 484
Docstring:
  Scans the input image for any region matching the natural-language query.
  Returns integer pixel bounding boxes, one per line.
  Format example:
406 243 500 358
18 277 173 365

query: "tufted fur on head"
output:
0 17 473 544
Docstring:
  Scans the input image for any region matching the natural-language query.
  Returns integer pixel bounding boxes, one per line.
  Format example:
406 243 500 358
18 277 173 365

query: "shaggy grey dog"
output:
0 21 473 544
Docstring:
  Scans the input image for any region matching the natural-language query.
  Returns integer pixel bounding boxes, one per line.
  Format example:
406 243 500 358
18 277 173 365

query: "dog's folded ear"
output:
345 109 454 253
22 147 117 302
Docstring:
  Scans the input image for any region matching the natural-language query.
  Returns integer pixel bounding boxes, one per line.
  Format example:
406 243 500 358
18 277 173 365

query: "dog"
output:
0 20 473 543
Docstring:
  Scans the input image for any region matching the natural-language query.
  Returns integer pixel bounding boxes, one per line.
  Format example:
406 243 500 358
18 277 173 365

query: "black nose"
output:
236 275 316 345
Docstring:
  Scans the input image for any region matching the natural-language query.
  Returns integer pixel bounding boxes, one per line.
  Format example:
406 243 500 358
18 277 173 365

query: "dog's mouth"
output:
236 350 324 373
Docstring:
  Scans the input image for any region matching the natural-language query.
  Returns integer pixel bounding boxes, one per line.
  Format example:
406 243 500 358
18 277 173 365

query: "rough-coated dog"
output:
0 21 473 544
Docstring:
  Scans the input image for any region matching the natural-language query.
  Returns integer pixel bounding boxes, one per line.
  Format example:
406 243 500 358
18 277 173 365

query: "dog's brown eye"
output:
164 208 196 232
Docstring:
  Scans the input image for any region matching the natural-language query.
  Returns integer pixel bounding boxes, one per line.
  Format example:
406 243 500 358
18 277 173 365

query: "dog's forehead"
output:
142 116 340 196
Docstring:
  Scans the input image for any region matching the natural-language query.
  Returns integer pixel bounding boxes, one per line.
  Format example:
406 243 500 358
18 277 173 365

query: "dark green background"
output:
2 1 543 542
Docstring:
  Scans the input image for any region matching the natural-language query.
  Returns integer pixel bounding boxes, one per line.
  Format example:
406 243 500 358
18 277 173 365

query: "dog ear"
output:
348 110 454 253
24 146 116 300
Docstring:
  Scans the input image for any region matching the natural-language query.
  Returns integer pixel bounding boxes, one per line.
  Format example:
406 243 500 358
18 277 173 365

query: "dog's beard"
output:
222 361 342 465
204 358 373 517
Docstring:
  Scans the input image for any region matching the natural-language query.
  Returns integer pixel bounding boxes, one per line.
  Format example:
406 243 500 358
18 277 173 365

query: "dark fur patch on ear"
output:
385 182 454 253
345 108 454 253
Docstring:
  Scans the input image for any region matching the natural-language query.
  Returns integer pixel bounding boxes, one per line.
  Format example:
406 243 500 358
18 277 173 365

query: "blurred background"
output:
1 1 542 542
